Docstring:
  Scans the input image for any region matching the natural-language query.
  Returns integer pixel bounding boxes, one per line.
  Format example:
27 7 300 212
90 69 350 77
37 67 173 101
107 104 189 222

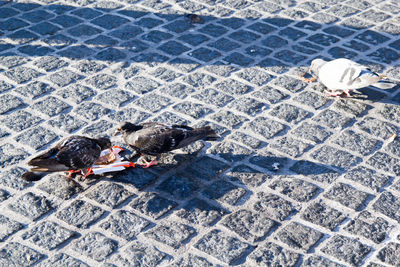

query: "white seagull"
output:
303 58 395 97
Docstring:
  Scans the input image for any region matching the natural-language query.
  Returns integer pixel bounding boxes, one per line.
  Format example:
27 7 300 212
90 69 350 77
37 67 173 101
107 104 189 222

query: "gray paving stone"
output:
8 192 53 220
321 235 371 266
145 222 195 249
157 175 199 200
344 210 391 244
15 126 58 149
333 130 381 156
57 84 96 104
292 122 331 144
204 62 238 77
159 83 194 99
0 143 28 168
0 242 44 266
208 141 252 162
269 103 311 124
0 80 13 93
0 167 31 190
334 99 371 117
311 146 362 170
180 156 229 182
251 86 288 104
377 242 400 266
248 242 300 267
32 96 70 117
202 180 247 205
189 47 222 62
100 210 150 240
194 229 253 264
72 60 106 74
302 201 346 230
270 176 320 202
56 200 105 228
366 152 400 175
33 56 68 71
0 214 23 241
21 221 76 250
325 182 372 211
175 197 227 226
344 166 392 192
246 116 287 139
85 73 117 90
224 160 265 188
221 209 277 242
0 94 25 114
74 102 111 120
229 132 264 149
170 253 215 267
81 120 114 136
301 255 346 267
192 88 234 107
270 137 312 157
0 189 10 202
173 101 213 119
150 67 182 81
125 76 160 94
130 192 177 219
209 110 248 128
253 192 296 221
4 66 42 84
293 91 330 109
356 117 398 139
47 114 87 134
37 173 84 199
48 69 83 87
14 81 55 99
71 232 117 261
97 89 134 107
373 191 400 222
277 222 323 252
112 241 169 267
37 253 89 267
228 97 266 116
86 182 133 208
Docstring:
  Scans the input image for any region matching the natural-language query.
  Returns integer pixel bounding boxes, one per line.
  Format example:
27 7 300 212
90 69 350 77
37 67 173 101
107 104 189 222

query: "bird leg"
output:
66 169 82 178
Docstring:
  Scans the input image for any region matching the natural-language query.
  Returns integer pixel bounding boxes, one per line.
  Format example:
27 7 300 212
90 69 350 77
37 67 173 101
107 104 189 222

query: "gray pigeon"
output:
308 58 395 97
22 136 111 181
114 122 219 168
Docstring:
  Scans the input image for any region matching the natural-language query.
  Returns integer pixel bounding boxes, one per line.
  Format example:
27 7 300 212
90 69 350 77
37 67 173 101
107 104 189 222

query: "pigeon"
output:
113 122 219 168
305 58 395 97
21 136 111 181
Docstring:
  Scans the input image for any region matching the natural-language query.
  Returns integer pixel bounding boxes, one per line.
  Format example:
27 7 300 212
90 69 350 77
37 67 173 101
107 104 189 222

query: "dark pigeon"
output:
22 135 111 181
114 122 219 167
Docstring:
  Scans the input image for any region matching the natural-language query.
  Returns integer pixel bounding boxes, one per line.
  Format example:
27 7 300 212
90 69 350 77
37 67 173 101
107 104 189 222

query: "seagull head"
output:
309 58 327 77
113 122 142 136
96 137 112 150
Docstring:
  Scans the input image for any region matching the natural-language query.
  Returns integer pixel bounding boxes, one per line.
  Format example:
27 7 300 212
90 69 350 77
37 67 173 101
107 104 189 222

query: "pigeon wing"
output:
56 136 101 169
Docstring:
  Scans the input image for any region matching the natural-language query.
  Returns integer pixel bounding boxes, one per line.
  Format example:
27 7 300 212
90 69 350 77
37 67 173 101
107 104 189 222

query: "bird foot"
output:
139 159 158 168
66 169 82 178
326 90 351 97
83 167 93 178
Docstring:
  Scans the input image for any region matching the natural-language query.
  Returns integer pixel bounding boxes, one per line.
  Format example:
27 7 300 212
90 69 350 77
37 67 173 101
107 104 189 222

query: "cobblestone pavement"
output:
1 0 400 266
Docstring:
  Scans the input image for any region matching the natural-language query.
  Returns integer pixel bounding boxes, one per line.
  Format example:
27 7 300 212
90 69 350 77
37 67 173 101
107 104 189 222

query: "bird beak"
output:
113 129 121 136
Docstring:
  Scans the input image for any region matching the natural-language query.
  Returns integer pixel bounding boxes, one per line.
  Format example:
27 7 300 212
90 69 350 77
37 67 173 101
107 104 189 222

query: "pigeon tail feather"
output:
28 158 70 172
